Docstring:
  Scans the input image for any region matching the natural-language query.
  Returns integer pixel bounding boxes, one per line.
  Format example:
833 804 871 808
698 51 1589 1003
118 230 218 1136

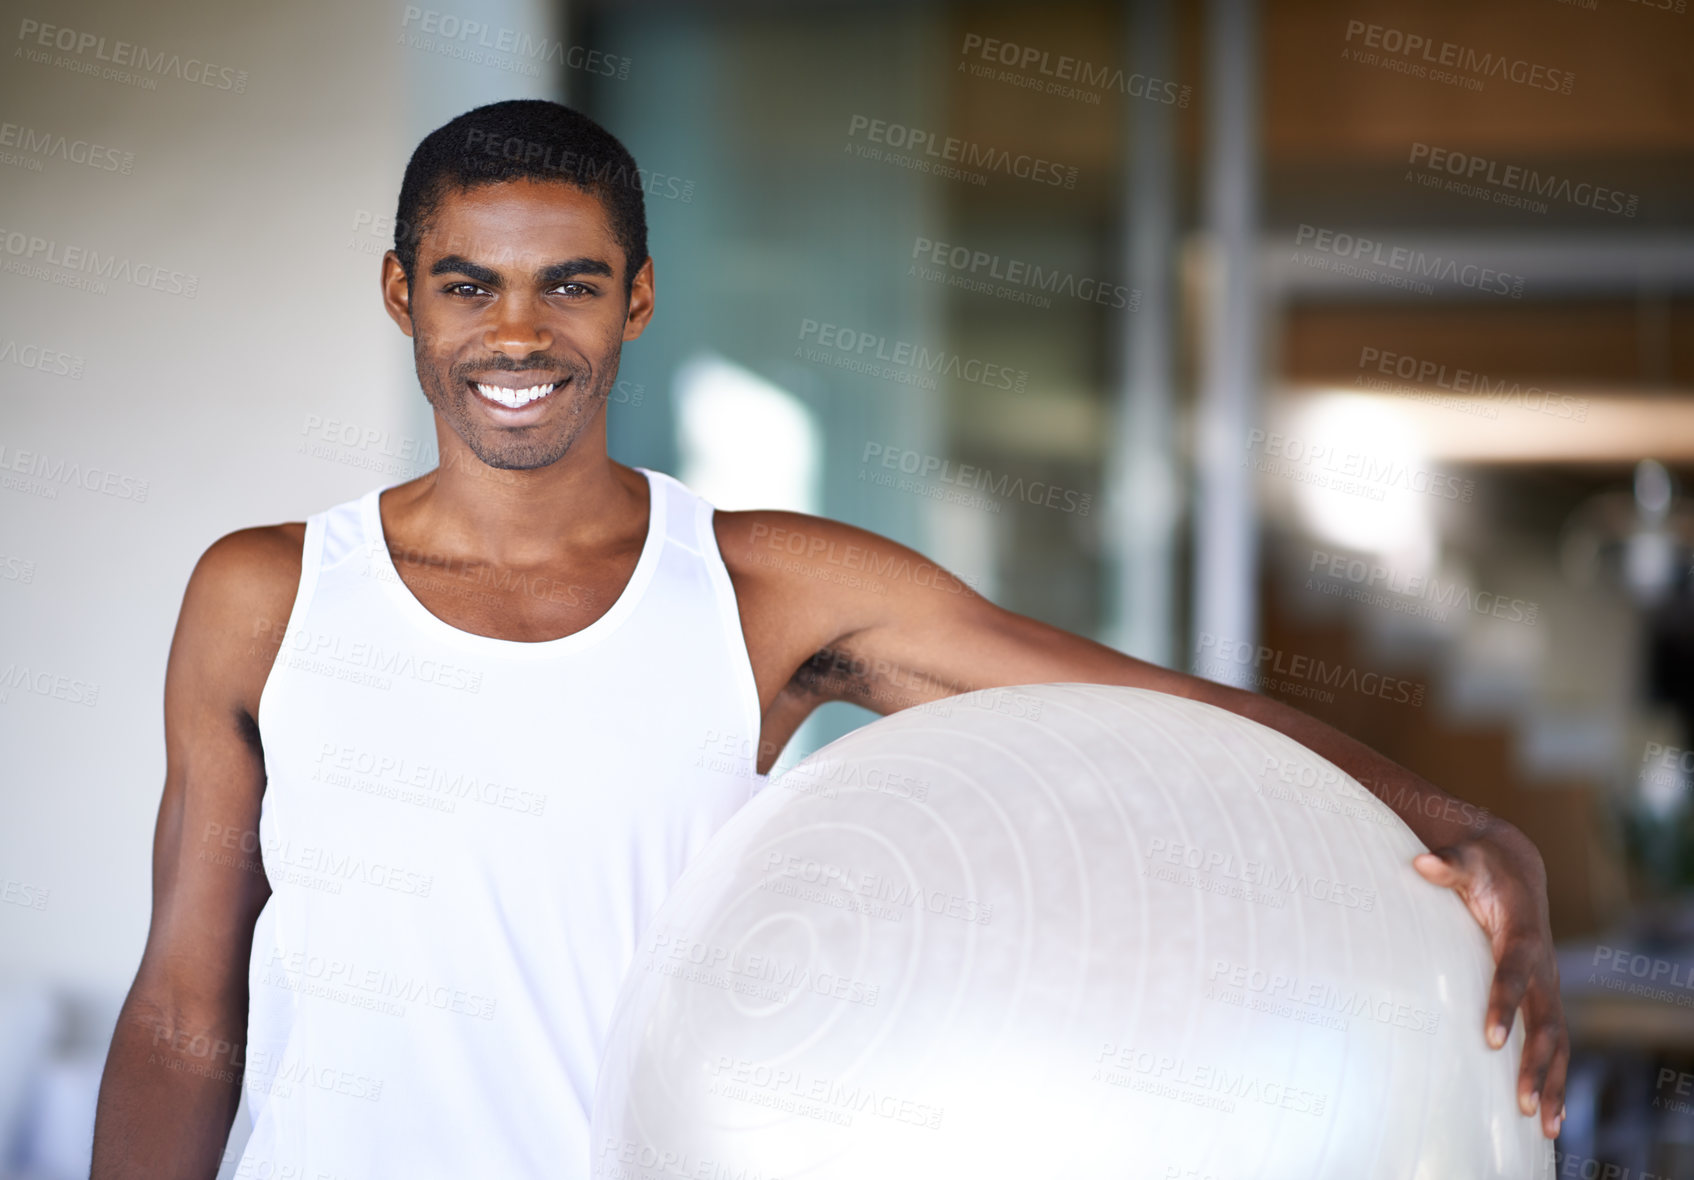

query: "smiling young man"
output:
91 99 1567 1177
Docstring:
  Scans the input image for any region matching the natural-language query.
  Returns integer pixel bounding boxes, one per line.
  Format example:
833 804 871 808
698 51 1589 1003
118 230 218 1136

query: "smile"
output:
470 379 562 409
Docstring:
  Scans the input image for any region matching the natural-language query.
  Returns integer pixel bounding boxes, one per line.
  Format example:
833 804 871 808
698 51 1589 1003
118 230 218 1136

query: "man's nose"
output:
485 296 553 356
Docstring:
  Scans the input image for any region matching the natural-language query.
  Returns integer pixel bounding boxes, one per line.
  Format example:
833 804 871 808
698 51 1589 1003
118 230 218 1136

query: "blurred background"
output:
1 0 1691 1174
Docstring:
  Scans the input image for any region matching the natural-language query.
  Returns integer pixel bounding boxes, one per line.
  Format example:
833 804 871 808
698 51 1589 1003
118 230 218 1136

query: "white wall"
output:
0 0 562 1172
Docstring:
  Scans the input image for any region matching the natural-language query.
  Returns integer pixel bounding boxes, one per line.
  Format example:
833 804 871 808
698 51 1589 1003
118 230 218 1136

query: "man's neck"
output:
387 425 645 568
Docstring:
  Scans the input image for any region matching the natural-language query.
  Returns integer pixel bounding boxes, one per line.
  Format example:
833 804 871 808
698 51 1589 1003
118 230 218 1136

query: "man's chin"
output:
457 423 580 473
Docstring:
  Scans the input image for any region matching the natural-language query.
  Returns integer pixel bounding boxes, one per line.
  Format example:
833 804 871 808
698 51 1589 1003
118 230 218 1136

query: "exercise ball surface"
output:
591 684 1553 1180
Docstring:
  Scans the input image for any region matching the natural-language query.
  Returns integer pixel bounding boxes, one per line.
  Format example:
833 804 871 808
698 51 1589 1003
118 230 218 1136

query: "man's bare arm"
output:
720 509 1567 1140
90 526 300 1178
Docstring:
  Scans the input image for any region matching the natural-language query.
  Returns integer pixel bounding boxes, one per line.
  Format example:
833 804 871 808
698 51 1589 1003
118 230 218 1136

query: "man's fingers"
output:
1412 849 1460 887
1486 944 1536 1050
1520 980 1570 1138
1538 1035 1570 1138
1413 843 1482 890
1515 1011 1561 1117
1415 834 1566 1136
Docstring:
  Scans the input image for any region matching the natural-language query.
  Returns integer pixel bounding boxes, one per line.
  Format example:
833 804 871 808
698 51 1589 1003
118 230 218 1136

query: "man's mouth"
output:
468 377 566 410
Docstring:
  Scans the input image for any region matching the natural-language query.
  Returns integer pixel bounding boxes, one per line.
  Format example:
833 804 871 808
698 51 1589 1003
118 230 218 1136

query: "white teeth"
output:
474 381 558 408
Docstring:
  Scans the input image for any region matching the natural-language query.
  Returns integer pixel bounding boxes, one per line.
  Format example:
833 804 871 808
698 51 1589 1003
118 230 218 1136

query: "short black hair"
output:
393 99 649 299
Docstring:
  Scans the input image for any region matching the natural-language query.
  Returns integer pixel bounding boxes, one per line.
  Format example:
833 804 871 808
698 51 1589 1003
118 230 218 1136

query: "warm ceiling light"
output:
1279 387 1694 463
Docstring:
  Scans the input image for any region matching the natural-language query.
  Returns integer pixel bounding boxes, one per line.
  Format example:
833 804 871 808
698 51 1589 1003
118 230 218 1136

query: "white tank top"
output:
237 466 769 1179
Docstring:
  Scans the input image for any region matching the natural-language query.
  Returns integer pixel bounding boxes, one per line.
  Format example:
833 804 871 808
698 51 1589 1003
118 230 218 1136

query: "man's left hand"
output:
1414 820 1567 1140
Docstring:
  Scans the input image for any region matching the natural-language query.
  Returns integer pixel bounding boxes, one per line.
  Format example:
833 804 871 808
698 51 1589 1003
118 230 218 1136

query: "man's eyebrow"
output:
538 257 614 284
426 254 615 287
429 254 502 285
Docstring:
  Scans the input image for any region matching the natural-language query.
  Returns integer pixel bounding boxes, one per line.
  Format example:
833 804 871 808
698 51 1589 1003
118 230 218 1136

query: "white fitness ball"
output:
591 684 1553 1180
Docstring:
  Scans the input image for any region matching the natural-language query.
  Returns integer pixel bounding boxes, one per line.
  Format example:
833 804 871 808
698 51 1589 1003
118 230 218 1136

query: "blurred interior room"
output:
1 0 1690 1175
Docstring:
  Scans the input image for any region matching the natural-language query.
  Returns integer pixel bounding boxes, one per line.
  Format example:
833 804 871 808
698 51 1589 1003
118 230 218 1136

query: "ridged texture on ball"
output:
591 684 1553 1180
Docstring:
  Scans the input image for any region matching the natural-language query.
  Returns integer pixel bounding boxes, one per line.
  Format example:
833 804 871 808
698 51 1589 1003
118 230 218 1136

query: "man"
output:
91 99 1566 1177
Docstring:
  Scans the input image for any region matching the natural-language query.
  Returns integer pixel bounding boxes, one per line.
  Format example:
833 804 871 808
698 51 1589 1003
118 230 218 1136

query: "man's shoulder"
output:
195 522 307 589
710 507 980 609
711 508 887 578
168 520 313 720
184 522 309 643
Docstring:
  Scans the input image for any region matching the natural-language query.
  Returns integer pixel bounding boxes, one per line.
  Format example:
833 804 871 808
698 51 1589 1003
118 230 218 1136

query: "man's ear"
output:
622 255 655 343
380 251 414 338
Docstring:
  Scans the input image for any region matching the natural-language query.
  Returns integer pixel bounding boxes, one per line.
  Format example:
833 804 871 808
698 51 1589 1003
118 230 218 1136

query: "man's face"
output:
381 178 654 471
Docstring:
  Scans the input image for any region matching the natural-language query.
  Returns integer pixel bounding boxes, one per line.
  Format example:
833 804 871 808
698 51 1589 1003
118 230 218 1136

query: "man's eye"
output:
554 283 591 298
445 282 486 297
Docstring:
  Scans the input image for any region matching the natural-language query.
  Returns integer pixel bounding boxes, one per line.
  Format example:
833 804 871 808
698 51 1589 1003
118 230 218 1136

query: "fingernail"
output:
1551 1114 1563 1137
1522 1092 1539 1116
1487 1024 1506 1048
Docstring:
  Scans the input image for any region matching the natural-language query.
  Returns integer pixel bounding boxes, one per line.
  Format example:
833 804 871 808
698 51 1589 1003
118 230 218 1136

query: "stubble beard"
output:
414 335 608 473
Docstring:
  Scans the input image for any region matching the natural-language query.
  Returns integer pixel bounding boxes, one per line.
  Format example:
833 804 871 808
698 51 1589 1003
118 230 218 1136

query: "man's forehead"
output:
420 181 617 273
432 177 609 226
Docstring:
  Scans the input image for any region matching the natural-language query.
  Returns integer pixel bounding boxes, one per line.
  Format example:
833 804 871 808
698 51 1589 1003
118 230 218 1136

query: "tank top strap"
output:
640 466 707 556
320 489 375 572
639 468 767 772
